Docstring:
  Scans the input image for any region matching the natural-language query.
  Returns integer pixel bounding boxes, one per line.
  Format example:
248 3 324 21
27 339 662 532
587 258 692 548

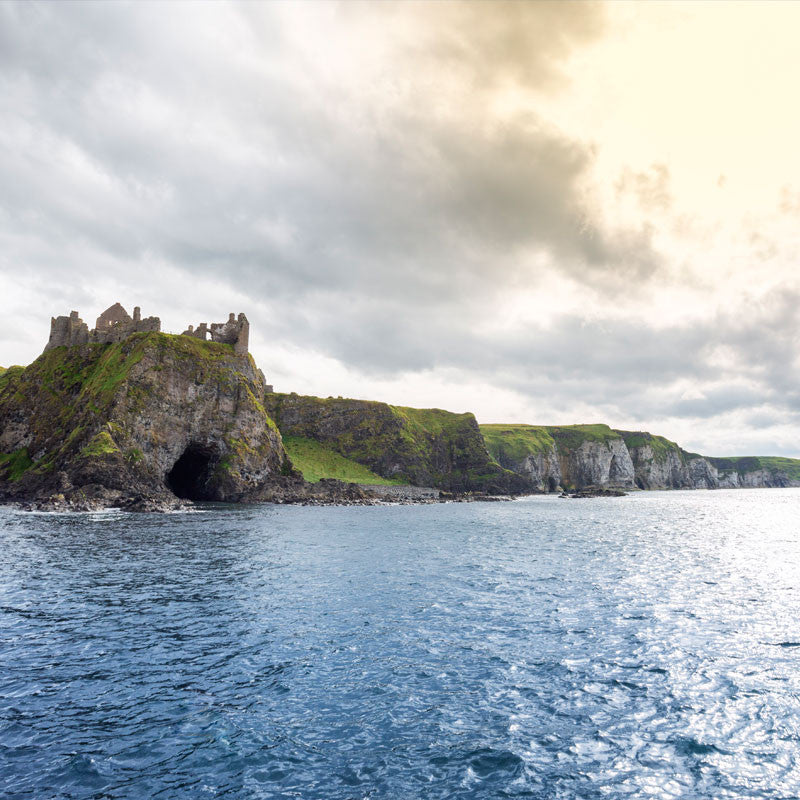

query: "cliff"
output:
0 333 299 510
481 424 635 491
617 432 800 489
3 330 797 510
481 424 800 492
264 393 529 494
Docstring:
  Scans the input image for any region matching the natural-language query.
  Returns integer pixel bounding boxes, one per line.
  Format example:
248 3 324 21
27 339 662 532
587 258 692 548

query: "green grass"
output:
616 430 684 462
479 424 555 463
708 455 800 480
283 435 404 485
759 457 800 480
546 424 621 450
391 405 474 435
266 394 517 491
480 423 622 463
0 365 24 393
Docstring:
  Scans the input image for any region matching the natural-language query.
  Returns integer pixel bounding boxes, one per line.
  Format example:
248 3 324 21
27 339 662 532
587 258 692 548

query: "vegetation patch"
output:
124 448 143 464
0 365 23 394
0 448 33 481
546 424 621 451
80 430 120 458
616 430 684 463
266 393 520 492
708 455 800 480
283 435 404 485
480 424 555 464
145 331 234 362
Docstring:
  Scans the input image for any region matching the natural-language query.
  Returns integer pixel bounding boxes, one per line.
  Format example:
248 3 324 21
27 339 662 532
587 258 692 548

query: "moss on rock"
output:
0 448 33 482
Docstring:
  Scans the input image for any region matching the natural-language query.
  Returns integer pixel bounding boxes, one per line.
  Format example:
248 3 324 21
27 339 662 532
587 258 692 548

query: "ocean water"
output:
1 490 799 800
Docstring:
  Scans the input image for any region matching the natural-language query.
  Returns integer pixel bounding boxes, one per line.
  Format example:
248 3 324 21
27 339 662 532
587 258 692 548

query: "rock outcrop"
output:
555 433 635 489
0 333 295 510
618 433 800 490
265 393 529 494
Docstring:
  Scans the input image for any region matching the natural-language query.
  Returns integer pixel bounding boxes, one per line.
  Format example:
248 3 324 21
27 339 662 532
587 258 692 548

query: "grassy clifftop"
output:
708 455 800 481
480 423 626 464
266 393 528 493
480 422 704 466
479 424 555 464
480 421 800 489
615 430 696 461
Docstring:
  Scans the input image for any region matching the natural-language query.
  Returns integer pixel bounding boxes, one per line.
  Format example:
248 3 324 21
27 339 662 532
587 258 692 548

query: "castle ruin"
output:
181 312 249 356
44 303 250 355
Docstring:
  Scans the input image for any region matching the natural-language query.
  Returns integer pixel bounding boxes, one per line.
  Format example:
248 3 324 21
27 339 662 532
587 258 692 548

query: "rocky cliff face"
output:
0 333 297 510
556 435 635 489
265 393 528 493
515 449 562 492
481 424 800 492
481 424 636 491
619 434 800 490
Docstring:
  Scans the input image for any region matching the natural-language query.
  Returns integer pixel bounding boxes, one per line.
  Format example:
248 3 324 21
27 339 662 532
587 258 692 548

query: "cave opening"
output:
167 443 220 501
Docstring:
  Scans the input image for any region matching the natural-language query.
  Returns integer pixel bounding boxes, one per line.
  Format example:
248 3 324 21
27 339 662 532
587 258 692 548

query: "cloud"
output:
0 1 655 301
0 2 798 456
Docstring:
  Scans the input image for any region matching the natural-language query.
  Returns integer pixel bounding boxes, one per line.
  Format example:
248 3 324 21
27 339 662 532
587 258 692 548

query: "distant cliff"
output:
481 424 800 491
265 393 528 494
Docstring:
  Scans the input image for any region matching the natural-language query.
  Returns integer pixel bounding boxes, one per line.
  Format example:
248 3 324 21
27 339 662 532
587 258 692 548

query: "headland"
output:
1 304 797 511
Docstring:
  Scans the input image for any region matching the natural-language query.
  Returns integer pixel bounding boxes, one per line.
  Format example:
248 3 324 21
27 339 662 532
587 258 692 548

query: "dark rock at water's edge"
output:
559 486 628 499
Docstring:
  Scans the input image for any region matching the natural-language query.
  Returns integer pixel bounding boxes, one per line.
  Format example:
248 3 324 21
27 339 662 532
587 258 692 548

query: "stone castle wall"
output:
44 303 250 355
181 312 249 356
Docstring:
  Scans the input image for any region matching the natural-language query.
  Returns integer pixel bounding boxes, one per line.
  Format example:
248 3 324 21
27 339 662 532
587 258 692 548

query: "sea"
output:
1 489 799 799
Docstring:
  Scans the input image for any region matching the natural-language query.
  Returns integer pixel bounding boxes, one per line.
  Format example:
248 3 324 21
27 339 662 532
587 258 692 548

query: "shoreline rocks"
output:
559 486 628 499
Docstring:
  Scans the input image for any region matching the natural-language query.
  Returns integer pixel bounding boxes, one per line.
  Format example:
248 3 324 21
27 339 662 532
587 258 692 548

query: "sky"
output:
1 1 799 457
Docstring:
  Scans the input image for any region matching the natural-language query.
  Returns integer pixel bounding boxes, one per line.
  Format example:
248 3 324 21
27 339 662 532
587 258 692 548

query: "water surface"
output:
1 489 799 798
